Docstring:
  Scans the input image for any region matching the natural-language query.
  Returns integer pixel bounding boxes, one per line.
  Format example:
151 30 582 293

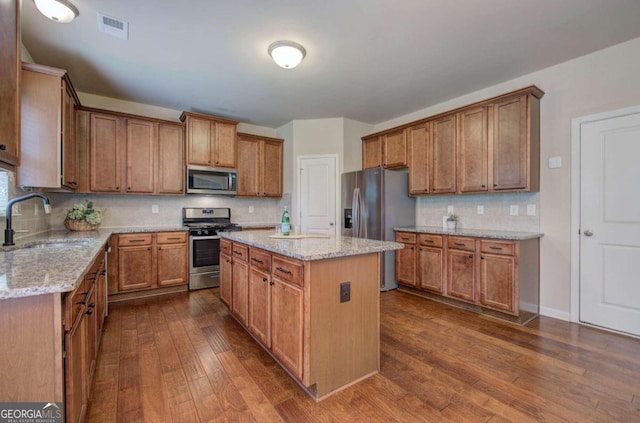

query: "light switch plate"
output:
447 205 454 215
548 156 562 169
527 204 537 216
477 205 484 215
510 205 519 216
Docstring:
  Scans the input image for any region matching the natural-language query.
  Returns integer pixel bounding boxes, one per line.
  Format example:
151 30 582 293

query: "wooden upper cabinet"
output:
262 139 283 197
213 121 237 168
362 135 382 169
430 114 456 194
237 133 283 197
181 111 239 168
125 119 155 194
19 63 80 190
157 123 185 195
382 129 408 169
0 0 20 168
186 116 211 166
491 94 536 191
408 123 430 195
90 113 122 192
457 106 488 193
62 80 79 190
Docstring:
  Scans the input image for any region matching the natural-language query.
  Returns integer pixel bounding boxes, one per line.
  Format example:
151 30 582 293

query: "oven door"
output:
189 235 220 274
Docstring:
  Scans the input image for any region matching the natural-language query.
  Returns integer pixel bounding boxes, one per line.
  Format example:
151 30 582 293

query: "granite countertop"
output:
0 226 187 301
394 226 543 240
236 222 278 229
219 231 404 261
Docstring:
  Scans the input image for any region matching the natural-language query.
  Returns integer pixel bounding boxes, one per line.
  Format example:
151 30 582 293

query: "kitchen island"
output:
218 231 403 401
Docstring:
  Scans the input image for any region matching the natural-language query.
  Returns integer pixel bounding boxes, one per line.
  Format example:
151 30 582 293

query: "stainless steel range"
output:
183 207 241 290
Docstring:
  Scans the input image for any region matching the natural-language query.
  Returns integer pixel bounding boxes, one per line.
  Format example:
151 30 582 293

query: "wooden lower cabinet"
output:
395 232 417 287
271 276 304 379
396 231 539 321
231 259 249 326
418 245 444 293
220 240 381 400
118 244 154 291
248 267 272 347
65 310 87 423
447 248 476 303
109 231 188 297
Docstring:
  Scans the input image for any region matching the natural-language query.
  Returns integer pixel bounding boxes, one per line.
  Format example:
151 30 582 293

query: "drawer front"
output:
250 248 271 273
118 233 153 246
157 231 187 244
480 240 515 256
232 243 249 262
447 236 475 252
419 234 443 247
395 232 417 244
220 239 232 256
272 255 304 287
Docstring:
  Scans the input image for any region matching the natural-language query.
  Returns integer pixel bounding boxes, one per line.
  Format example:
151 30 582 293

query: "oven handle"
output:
190 235 221 240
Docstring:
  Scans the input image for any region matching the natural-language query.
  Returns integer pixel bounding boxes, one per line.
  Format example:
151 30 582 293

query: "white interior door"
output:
580 111 640 336
298 156 337 235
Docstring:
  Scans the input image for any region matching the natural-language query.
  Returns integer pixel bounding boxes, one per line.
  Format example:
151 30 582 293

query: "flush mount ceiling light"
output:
34 0 79 23
268 40 306 69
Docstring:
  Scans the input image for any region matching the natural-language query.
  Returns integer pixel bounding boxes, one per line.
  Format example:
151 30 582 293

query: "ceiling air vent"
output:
97 13 129 40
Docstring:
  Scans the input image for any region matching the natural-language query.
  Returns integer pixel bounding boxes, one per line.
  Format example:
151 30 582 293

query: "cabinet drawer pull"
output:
275 266 292 275
167 237 182 241
128 239 147 243
401 237 410 241
489 246 503 250
251 257 264 264
424 240 434 243
233 250 243 255
454 242 465 246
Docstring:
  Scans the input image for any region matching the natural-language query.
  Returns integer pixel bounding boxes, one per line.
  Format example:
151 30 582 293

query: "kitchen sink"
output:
24 240 90 249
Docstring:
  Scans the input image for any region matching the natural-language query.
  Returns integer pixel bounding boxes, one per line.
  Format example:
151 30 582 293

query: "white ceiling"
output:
21 0 640 128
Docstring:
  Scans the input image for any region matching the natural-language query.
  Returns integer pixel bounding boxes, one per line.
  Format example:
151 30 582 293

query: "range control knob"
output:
196 229 203 236
203 229 209 235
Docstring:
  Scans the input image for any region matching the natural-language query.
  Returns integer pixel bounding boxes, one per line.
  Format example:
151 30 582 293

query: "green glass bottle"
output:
281 206 290 236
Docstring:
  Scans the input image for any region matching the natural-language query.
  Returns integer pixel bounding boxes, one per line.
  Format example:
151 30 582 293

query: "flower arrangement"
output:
65 200 103 231
446 214 457 222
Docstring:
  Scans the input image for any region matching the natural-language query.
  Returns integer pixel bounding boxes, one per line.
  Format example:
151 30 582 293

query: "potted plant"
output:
446 214 457 230
65 200 103 231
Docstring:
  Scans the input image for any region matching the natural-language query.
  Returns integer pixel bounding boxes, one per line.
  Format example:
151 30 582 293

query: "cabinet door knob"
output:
468 255 473 259
0 144 6 151
262 277 267 282
269 282 274 286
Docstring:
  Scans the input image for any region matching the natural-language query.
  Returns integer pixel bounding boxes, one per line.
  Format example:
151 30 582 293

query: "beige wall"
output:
373 36 640 320
276 118 373 225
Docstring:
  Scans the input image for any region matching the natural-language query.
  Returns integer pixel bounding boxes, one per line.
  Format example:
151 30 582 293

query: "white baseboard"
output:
539 306 571 322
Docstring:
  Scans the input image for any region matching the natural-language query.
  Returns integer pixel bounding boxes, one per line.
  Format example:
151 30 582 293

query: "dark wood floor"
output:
87 289 640 422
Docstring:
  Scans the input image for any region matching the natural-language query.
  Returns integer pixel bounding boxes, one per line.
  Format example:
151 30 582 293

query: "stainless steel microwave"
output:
187 165 237 195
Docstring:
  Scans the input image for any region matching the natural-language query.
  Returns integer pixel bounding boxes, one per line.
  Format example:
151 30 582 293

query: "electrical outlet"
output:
249 206 254 214
527 204 537 216
477 205 484 215
151 205 159 214
447 205 454 215
510 205 519 216
340 281 351 303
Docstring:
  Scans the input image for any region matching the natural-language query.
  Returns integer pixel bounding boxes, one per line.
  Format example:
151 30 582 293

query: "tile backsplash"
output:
47 193 281 229
416 192 540 232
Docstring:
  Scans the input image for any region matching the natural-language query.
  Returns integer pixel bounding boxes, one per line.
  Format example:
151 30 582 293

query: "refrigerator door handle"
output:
358 187 368 238
352 188 360 237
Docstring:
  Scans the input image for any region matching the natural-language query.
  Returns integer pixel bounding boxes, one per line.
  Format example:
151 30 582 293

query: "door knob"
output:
329 222 334 226
584 230 594 237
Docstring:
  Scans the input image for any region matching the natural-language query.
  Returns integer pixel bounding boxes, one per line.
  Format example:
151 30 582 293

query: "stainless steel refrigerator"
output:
342 167 415 291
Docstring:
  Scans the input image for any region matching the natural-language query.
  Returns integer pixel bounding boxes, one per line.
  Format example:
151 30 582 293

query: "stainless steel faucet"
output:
3 193 52 246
